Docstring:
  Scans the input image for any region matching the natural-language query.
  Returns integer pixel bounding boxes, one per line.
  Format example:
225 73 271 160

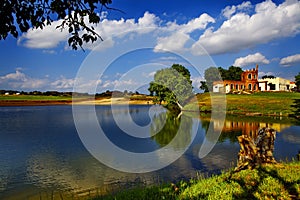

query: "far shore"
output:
1 92 300 118
0 97 154 106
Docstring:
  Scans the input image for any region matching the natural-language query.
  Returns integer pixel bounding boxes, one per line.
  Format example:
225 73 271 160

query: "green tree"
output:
226 66 243 80
148 64 193 111
171 64 192 84
204 66 243 91
218 66 243 81
0 0 116 50
199 81 209 92
262 75 276 79
204 67 222 91
295 72 300 89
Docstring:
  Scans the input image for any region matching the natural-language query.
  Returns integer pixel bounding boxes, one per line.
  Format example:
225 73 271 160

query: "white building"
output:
258 77 296 91
213 83 225 93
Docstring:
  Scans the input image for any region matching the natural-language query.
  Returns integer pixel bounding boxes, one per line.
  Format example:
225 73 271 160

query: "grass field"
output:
2 92 300 117
184 92 300 117
0 94 73 101
93 161 300 200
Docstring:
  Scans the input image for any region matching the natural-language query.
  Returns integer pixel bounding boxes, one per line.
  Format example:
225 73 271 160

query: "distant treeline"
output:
0 90 141 97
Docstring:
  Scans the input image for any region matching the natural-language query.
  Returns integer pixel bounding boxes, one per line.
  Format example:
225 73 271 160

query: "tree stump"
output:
235 127 276 172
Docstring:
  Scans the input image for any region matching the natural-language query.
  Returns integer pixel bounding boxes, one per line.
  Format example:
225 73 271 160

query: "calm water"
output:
0 105 299 199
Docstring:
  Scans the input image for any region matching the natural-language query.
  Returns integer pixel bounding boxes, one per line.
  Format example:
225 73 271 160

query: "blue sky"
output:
0 0 299 93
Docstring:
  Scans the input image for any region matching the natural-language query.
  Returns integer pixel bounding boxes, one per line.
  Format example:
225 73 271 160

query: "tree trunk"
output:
235 127 276 172
176 101 183 110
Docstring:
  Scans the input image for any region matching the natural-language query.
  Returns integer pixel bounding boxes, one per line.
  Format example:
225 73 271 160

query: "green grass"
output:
92 161 300 200
0 94 73 101
184 92 300 116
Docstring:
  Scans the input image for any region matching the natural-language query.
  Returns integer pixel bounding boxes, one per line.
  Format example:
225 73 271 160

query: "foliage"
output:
203 66 243 91
0 0 115 50
199 81 209 92
218 66 244 81
148 64 193 110
203 66 222 91
295 72 300 89
262 75 276 79
93 162 300 200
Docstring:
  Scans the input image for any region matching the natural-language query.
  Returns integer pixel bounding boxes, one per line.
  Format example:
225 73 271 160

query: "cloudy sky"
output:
0 0 299 93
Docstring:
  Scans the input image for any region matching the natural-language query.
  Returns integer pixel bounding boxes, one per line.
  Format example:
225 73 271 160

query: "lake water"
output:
0 105 299 199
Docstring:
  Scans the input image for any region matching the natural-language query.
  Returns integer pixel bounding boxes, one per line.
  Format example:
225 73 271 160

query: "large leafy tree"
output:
220 66 243 81
199 81 209 92
295 72 300 89
202 66 243 91
0 0 115 50
148 64 193 111
203 66 222 91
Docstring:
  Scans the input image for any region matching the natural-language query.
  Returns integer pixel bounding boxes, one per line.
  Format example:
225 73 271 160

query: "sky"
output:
0 0 299 93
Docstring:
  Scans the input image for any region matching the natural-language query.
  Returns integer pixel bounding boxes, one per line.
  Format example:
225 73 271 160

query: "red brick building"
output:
213 65 259 93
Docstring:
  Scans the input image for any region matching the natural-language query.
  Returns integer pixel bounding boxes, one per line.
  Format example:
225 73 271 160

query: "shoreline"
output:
0 98 155 107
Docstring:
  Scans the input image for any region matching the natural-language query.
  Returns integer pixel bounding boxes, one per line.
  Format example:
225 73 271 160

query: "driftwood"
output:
235 127 276 172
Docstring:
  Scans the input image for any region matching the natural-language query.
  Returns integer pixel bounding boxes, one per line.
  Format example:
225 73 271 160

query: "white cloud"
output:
0 70 89 91
193 0 300 55
100 79 138 91
233 52 270 67
51 76 75 89
142 71 156 79
0 70 48 89
222 1 252 19
18 11 159 50
258 71 275 78
191 76 205 89
154 13 215 52
154 32 190 52
16 1 300 57
157 56 178 61
18 20 69 49
222 6 237 19
279 54 300 66
237 1 252 10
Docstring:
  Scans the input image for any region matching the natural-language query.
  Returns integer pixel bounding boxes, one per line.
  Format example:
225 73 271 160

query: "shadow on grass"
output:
291 99 300 120
225 165 300 199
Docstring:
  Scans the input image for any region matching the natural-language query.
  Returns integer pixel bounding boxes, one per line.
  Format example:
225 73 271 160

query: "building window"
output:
254 84 256 90
248 74 252 80
236 84 238 90
240 85 243 90
230 84 233 90
248 84 252 90
268 83 276 90
254 74 256 79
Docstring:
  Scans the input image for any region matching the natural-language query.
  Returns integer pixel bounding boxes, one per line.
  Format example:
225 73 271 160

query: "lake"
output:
0 105 299 199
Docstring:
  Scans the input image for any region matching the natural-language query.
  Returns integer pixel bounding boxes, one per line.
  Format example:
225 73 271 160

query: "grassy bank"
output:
0 94 73 101
93 161 300 200
2 92 300 117
185 92 300 117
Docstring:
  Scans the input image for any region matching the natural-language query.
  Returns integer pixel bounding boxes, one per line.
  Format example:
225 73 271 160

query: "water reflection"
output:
0 106 299 199
150 111 194 150
199 114 300 161
200 114 292 142
291 99 300 119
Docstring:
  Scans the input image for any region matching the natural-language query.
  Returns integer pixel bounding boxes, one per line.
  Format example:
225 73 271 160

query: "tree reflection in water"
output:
198 114 297 171
291 99 300 119
150 111 194 150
